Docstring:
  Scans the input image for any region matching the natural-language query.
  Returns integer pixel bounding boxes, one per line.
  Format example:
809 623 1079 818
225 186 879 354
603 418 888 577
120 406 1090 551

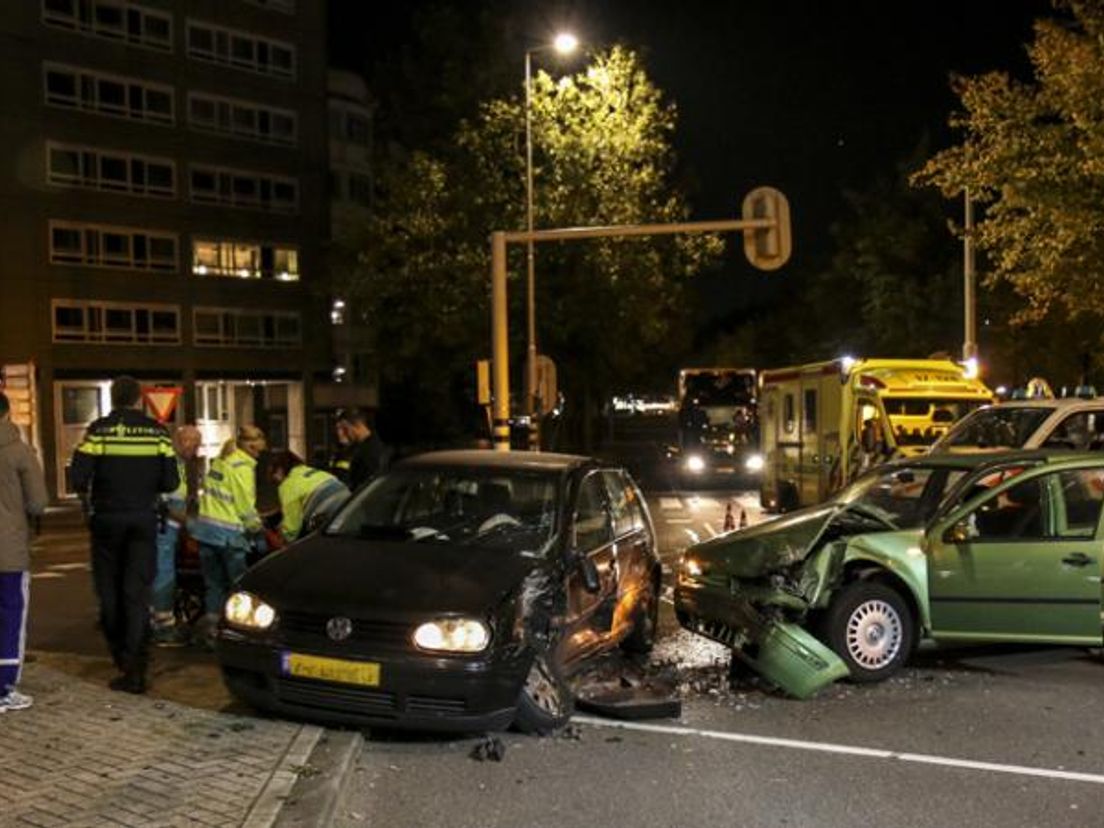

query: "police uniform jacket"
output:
70 409 179 514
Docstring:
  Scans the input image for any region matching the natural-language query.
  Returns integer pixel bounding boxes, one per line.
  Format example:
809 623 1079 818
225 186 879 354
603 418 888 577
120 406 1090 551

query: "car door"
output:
927 466 1104 643
602 470 655 639
562 471 618 661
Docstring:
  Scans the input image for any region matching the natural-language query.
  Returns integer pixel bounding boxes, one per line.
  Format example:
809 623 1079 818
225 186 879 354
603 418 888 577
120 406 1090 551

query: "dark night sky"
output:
330 0 1053 321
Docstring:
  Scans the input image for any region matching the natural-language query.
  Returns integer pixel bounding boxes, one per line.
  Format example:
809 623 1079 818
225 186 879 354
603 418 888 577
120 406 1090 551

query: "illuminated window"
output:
191 239 299 281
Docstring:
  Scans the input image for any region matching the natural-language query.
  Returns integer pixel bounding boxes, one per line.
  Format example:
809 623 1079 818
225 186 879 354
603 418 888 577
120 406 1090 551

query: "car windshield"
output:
882 397 989 447
683 372 755 407
837 465 968 529
325 466 560 555
942 406 1053 449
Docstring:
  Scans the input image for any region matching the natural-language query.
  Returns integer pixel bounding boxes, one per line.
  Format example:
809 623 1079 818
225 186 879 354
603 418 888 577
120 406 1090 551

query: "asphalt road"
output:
25 474 1104 828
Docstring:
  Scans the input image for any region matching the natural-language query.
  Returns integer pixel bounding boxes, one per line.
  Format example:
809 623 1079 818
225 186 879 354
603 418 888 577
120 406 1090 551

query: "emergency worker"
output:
189 426 265 639
151 425 201 647
269 450 350 542
70 376 179 694
335 408 387 490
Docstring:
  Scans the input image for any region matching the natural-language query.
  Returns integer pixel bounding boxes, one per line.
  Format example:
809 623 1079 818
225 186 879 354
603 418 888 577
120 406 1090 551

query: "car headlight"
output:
413 618 490 653
685 454 706 473
224 591 277 630
683 557 704 577
745 453 765 472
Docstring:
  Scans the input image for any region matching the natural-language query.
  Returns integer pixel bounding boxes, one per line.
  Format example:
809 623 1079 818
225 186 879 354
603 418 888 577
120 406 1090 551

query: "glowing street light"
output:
523 31 579 450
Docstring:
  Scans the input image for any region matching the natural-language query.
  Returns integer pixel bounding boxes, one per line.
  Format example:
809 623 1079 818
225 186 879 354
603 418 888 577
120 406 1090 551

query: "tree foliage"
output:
914 0 1104 325
340 47 721 444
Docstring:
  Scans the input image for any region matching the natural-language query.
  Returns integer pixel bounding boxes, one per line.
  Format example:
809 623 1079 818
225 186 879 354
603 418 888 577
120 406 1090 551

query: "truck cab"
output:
759 358 993 511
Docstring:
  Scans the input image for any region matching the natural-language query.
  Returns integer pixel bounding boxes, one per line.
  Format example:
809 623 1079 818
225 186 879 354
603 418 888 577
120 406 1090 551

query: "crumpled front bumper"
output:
674 581 849 699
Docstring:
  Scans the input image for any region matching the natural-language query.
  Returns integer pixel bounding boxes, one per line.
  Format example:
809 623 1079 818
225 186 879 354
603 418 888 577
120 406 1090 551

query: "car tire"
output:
513 653 573 735
621 578 659 655
823 581 914 683
777 481 800 512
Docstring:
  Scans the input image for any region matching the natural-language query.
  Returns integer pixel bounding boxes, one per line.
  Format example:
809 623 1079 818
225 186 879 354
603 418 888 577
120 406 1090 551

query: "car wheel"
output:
777 481 800 512
621 579 659 655
513 654 573 735
824 581 913 683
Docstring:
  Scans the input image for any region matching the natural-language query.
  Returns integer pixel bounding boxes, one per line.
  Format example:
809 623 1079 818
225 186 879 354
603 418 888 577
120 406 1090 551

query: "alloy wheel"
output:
524 658 566 716
844 599 903 671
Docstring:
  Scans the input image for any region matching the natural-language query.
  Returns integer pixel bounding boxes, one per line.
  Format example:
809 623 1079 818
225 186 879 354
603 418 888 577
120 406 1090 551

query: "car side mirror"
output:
577 552 601 594
943 519 972 544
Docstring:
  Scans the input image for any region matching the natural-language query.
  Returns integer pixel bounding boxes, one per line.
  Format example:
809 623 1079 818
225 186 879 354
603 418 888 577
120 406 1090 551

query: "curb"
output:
271 729 364 828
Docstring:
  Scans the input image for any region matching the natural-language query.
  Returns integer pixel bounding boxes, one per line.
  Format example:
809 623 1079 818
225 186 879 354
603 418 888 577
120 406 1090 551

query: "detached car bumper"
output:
675 582 848 699
217 629 529 732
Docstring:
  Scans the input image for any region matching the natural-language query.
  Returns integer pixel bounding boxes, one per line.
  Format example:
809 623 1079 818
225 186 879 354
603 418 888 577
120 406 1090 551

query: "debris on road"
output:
470 736 506 762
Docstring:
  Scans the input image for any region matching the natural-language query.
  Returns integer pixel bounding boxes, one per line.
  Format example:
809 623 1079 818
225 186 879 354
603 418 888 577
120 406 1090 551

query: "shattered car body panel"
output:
676 453 1041 697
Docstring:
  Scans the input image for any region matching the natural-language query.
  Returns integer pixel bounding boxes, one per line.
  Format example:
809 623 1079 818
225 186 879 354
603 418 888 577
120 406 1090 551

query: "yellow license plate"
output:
283 653 381 687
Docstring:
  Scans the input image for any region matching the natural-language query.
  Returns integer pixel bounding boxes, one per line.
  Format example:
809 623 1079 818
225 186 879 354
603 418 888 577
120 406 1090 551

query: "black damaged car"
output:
216 450 661 733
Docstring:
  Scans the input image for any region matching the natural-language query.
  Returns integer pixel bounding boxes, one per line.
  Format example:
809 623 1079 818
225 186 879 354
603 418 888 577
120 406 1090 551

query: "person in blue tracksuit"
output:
0 391 48 713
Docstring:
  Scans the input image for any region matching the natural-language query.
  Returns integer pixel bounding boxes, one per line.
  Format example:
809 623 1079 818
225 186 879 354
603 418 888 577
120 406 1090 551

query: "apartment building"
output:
0 0 338 497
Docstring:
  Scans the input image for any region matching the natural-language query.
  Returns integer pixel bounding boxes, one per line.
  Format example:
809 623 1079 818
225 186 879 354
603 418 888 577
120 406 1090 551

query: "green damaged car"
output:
675 452 1104 698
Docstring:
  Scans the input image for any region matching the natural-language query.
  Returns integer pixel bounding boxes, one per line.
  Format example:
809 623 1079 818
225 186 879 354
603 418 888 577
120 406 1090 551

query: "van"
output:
759 358 993 510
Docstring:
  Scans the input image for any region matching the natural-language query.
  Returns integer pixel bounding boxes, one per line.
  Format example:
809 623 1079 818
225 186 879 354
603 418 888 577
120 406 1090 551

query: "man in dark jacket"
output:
335 408 388 490
0 391 48 712
70 376 178 693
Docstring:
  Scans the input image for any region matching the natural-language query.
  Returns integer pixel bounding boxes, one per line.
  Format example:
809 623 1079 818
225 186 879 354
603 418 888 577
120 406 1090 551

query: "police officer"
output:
70 376 178 694
269 450 350 543
189 425 265 644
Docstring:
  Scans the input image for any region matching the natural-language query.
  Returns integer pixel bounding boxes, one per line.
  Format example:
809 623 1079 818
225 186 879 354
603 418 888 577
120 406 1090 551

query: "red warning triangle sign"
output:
142 386 182 423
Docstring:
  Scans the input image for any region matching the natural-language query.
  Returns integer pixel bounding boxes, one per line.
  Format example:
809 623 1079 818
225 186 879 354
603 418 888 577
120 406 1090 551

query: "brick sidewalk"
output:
1 662 319 828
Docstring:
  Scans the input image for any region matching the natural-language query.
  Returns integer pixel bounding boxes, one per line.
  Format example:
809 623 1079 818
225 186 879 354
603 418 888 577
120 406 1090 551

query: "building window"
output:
52 299 180 344
49 220 177 271
46 141 175 198
42 0 173 52
43 63 174 125
242 0 295 13
187 92 297 146
189 165 298 213
192 239 299 281
193 307 302 348
186 20 296 80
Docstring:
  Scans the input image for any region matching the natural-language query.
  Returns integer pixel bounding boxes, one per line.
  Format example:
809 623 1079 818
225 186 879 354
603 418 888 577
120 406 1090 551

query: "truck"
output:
675 367 759 479
758 357 994 510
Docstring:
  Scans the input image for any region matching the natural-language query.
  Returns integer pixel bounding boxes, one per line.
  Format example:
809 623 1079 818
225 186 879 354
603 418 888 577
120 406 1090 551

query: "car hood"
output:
691 504 837 577
239 534 547 618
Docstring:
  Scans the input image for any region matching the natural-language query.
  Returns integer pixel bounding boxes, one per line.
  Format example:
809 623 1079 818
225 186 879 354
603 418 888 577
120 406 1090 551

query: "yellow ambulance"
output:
758 358 994 510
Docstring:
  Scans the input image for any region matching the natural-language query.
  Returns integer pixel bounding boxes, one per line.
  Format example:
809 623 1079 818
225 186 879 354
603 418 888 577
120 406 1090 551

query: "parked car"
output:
931 398 1104 454
675 451 1104 698
216 450 660 732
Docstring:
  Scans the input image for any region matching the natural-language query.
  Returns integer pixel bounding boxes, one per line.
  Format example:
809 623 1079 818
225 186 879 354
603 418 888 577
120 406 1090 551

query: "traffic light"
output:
741 186 792 271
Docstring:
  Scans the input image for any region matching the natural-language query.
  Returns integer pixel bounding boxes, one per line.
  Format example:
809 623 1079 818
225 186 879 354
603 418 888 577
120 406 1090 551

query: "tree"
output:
913 0 1104 327
340 47 721 446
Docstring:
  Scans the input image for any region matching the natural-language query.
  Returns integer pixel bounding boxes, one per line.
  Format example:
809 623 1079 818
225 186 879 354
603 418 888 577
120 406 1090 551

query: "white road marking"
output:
47 563 90 571
682 529 700 545
659 498 683 511
703 522 717 538
31 573 65 580
664 518 693 525
573 717 1104 787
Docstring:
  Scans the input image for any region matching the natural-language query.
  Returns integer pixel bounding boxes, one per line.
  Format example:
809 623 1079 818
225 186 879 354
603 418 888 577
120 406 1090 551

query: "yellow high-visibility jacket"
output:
197 448 260 534
277 465 349 541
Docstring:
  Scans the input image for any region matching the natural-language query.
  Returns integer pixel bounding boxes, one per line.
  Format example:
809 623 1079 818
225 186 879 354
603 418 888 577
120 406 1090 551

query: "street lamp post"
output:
524 32 577 451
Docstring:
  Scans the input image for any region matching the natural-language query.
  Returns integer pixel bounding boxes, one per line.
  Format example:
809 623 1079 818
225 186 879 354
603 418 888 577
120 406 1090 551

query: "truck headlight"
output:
224 591 277 630
745 453 765 472
413 618 490 653
685 454 706 473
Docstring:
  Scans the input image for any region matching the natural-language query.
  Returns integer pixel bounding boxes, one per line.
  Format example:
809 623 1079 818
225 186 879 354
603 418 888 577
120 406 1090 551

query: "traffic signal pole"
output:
489 188 791 452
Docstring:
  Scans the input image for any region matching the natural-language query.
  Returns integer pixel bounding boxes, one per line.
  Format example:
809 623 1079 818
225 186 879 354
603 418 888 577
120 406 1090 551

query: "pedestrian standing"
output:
329 418 352 485
188 425 265 643
0 391 48 712
269 450 350 543
70 376 179 694
150 425 201 647
335 408 388 490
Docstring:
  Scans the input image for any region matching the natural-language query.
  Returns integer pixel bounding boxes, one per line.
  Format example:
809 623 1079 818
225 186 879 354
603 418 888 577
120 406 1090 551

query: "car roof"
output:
886 449 1102 472
991 398 1103 409
395 449 595 473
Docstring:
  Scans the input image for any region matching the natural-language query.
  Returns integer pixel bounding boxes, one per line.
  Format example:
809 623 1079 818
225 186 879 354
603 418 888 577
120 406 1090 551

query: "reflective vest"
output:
197 448 260 534
278 465 349 541
70 409 178 513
